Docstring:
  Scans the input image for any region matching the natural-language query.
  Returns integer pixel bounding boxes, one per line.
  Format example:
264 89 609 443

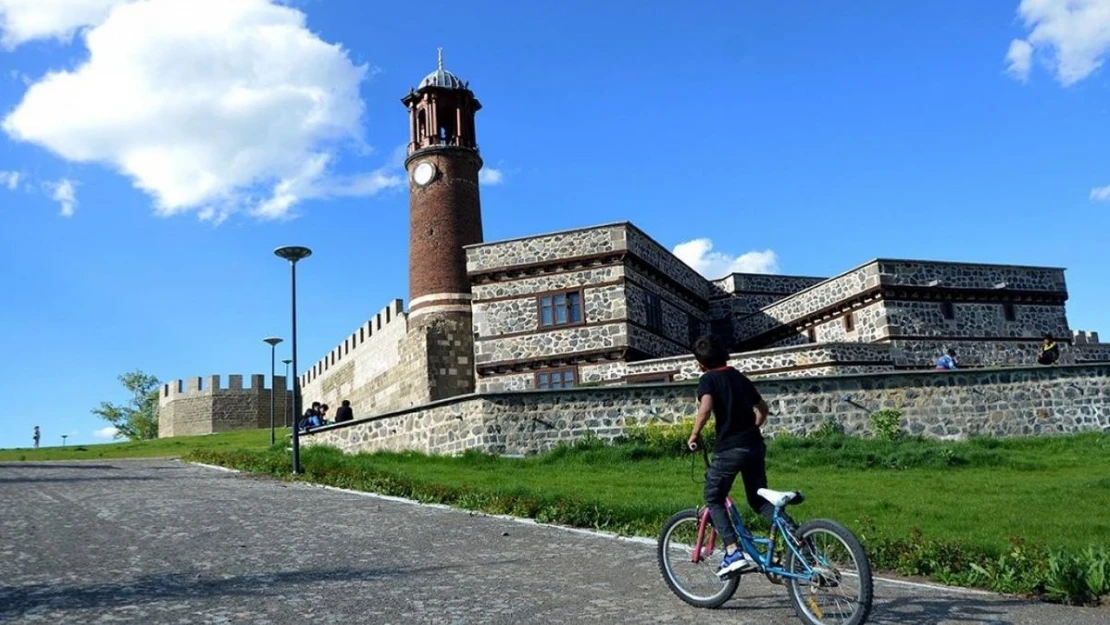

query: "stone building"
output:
157 51 1108 438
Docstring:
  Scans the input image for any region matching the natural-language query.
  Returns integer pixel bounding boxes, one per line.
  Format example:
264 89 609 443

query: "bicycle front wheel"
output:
657 508 739 609
783 518 873 625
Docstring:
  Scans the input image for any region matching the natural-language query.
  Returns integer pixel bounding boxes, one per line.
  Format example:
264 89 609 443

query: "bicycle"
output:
657 438 873 625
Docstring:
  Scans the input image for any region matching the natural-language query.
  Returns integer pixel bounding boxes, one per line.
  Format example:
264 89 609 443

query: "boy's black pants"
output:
704 439 783 546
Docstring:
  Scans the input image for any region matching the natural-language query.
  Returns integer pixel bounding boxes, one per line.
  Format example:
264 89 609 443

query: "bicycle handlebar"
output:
688 435 710 469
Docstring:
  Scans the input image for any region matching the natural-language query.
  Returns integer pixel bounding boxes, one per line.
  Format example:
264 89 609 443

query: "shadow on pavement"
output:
0 561 521 618
865 593 1024 625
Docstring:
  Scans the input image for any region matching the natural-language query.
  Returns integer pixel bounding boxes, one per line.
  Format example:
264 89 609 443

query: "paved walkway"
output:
1 459 1107 624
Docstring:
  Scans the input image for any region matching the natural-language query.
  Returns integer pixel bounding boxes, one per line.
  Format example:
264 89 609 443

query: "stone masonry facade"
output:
300 363 1110 456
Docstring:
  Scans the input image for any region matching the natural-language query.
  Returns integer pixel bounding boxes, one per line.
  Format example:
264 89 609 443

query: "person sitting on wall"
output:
298 402 322 431
935 349 958 370
318 403 330 424
334 400 354 423
1037 334 1060 365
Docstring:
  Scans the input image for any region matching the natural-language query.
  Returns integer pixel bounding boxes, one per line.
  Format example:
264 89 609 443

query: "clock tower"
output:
402 49 484 323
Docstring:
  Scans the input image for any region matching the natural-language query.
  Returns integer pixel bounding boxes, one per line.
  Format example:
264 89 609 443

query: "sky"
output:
0 0 1108 450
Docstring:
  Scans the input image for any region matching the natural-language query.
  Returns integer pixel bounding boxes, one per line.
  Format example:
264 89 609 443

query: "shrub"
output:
870 408 903 441
623 417 715 454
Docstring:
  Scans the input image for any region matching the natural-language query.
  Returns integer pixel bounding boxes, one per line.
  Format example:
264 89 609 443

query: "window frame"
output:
534 366 578 390
537 289 585 329
644 291 663 332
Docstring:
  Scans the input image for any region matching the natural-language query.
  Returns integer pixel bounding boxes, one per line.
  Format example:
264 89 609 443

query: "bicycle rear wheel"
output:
783 518 873 625
657 508 740 609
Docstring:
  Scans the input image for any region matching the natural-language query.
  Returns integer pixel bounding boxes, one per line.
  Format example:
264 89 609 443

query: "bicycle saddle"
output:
758 488 805 507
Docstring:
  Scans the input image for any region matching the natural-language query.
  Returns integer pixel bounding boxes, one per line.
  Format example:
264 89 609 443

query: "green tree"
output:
91 370 162 441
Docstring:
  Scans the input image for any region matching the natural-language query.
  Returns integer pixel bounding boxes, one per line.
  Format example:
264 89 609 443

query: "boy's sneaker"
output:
717 549 759 577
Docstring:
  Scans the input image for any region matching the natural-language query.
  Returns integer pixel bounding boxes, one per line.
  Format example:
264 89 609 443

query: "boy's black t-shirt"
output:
696 367 764 451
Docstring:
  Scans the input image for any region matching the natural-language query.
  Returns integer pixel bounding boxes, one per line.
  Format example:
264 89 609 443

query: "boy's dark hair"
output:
693 334 729 368
1044 333 1053 340
342 399 351 407
947 348 956 357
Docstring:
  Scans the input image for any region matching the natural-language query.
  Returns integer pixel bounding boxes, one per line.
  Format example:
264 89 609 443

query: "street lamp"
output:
282 358 292 427
263 336 284 446
274 245 312 474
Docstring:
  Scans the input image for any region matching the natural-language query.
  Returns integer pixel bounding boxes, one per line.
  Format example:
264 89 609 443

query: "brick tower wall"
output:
407 146 484 312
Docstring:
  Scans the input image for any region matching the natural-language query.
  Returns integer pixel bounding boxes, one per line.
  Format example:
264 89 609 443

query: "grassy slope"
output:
296 432 1110 553
0 429 274 461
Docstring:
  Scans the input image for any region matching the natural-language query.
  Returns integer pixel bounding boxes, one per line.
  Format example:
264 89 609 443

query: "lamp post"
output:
274 245 312 474
263 336 284 446
282 359 292 427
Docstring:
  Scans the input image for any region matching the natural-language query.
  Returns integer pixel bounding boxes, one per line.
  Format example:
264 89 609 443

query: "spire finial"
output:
437 47 444 71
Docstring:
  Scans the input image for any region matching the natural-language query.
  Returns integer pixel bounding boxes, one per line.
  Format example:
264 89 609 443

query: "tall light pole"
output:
263 337 283 446
282 358 292 427
274 245 312 474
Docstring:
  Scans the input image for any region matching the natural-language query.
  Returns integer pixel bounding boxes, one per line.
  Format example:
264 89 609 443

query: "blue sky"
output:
0 0 1108 450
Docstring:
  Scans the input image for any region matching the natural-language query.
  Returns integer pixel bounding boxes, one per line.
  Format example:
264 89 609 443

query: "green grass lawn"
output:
0 428 275 461
299 432 1110 554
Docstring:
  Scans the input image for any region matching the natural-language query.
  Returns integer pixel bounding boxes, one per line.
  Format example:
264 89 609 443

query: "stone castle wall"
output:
876 260 1066 291
158 374 291 437
721 273 827 295
297 299 416 419
735 264 882 342
300 363 1110 456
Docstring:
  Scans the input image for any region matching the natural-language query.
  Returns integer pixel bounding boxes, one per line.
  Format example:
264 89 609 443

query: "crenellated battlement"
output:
298 298 407 389
1073 329 1101 344
160 373 289 404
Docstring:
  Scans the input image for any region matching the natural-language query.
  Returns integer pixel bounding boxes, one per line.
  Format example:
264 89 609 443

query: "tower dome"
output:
418 48 468 90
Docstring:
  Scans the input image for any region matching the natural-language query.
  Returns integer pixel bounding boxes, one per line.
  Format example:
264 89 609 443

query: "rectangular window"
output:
645 291 663 332
687 315 702 347
538 290 583 328
807 327 817 343
940 301 955 320
843 312 855 333
1003 303 1016 322
535 367 577 390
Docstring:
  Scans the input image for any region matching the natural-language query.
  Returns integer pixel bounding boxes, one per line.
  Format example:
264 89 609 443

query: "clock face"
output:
413 161 435 186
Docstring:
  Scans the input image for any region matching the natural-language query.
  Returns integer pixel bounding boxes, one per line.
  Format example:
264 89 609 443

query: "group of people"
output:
297 399 354 432
934 334 1061 370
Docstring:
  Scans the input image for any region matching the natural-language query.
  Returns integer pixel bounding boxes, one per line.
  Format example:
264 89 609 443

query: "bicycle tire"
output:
657 508 740 609
784 518 873 625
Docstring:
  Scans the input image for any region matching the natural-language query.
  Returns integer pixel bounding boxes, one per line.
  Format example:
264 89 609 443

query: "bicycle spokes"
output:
786 522 871 625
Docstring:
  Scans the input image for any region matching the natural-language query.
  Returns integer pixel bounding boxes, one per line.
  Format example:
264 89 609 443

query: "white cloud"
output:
46 178 77 216
93 425 119 439
1 0 389 222
479 167 504 185
1007 0 1110 86
1006 39 1034 81
0 0 137 49
1090 185 1110 201
0 169 19 189
672 238 779 278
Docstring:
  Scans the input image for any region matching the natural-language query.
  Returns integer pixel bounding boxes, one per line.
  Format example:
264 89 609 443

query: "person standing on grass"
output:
33 426 39 449
685 333 800 578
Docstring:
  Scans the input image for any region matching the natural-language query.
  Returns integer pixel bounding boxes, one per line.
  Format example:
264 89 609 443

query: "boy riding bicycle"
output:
686 333 799 577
